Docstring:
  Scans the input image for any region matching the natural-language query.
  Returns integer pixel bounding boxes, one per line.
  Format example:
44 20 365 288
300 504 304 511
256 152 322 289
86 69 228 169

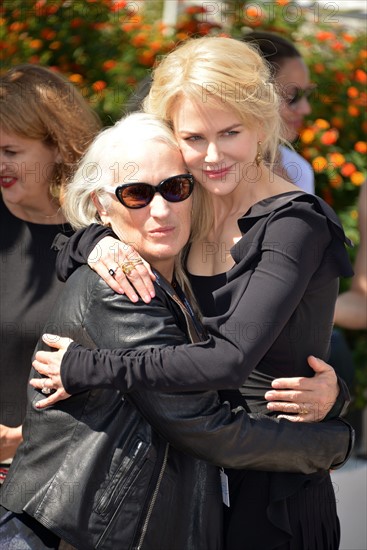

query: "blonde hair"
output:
0 64 101 202
145 37 282 157
64 112 199 303
145 37 285 235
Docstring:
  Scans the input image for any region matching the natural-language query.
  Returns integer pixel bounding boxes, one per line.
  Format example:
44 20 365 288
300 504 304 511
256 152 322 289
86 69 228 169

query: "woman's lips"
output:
203 166 233 179
0 176 17 188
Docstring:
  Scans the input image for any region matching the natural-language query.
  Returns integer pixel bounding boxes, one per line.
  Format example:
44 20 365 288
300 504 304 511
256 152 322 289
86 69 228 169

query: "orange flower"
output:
335 72 346 84
315 119 330 130
341 163 356 177
92 80 107 93
312 156 328 173
313 63 325 74
69 73 83 85
276 0 290 4
350 172 365 186
347 86 359 99
29 39 43 50
131 33 147 47
245 6 263 20
331 117 343 129
49 41 61 50
321 129 339 146
329 174 343 189
138 51 155 66
329 153 345 167
300 128 315 144
41 28 56 41
348 105 360 117
70 18 83 29
316 31 335 41
331 42 344 52
355 141 367 154
110 0 126 11
103 60 117 71
149 40 163 53
343 34 355 43
9 22 27 32
355 69 367 84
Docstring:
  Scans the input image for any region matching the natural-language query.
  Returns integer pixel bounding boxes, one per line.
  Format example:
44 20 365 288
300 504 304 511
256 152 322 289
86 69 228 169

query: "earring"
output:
255 141 263 166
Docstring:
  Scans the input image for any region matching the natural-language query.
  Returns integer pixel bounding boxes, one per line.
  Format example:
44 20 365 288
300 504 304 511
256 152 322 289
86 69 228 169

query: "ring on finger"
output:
108 267 117 277
300 406 309 415
41 380 53 395
120 258 143 276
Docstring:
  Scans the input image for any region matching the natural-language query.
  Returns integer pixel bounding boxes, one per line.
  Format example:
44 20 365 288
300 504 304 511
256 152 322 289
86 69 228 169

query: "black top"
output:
0 197 73 426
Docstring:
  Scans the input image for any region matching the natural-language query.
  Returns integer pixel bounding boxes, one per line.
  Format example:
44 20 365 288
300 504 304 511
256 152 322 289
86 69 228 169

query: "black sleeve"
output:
61 207 334 393
324 376 351 419
129 388 354 473
56 224 116 281
77 277 354 474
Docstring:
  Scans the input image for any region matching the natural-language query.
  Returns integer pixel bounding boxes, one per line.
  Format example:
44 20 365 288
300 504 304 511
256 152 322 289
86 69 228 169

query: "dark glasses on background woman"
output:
104 174 194 209
283 84 317 108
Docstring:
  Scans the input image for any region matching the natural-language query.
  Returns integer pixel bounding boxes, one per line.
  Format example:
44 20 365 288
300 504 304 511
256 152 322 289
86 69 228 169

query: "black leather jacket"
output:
0 267 353 550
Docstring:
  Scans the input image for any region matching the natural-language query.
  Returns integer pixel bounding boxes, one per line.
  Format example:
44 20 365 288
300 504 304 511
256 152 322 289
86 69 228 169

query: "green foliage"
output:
2 0 366 404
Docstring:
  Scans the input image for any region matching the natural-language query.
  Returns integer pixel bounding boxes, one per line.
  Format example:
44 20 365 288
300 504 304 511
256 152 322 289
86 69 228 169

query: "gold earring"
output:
255 141 263 166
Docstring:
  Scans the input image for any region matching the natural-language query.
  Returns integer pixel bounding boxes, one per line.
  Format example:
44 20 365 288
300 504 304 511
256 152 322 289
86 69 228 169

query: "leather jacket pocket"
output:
94 437 150 517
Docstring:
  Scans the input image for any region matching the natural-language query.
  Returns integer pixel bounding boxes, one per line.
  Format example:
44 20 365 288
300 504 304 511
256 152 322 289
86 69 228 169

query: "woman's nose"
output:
296 96 312 116
205 141 223 163
149 193 171 217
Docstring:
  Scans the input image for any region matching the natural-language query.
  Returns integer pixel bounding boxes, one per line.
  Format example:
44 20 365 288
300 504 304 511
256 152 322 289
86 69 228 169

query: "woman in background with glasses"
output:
243 31 316 194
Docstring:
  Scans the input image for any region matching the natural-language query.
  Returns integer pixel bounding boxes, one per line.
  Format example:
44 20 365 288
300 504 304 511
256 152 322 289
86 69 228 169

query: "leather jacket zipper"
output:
135 442 170 549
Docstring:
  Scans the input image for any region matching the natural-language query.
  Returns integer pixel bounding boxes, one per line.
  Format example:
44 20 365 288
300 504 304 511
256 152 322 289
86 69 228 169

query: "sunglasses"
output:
284 85 317 107
104 174 194 209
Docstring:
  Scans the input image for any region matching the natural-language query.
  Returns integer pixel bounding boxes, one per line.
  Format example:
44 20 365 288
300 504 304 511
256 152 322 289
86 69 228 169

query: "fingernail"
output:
150 291 156 298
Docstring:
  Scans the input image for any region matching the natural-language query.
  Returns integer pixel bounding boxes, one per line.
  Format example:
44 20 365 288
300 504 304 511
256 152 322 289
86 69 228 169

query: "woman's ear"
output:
91 192 111 226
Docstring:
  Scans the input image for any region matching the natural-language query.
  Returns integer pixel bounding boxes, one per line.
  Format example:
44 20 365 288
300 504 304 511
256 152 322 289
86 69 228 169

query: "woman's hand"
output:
0 424 23 462
30 334 73 409
265 356 339 422
87 237 156 303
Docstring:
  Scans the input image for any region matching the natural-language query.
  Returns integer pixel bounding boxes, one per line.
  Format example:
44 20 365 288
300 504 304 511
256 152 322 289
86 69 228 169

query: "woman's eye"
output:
4 150 17 157
184 135 202 142
223 130 239 137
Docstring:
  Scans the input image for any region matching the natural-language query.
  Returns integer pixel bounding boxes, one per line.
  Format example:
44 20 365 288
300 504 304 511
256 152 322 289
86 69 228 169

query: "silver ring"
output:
41 386 52 395
108 268 116 277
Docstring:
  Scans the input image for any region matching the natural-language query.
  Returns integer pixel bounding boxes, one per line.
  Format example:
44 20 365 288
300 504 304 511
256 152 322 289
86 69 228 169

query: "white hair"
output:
63 112 180 229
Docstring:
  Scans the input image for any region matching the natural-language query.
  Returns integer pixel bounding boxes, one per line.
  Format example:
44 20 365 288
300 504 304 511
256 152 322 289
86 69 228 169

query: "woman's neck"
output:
3 197 66 225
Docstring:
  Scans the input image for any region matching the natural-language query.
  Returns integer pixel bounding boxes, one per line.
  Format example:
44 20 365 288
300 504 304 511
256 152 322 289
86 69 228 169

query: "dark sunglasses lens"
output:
288 87 315 105
119 184 153 208
161 176 192 202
